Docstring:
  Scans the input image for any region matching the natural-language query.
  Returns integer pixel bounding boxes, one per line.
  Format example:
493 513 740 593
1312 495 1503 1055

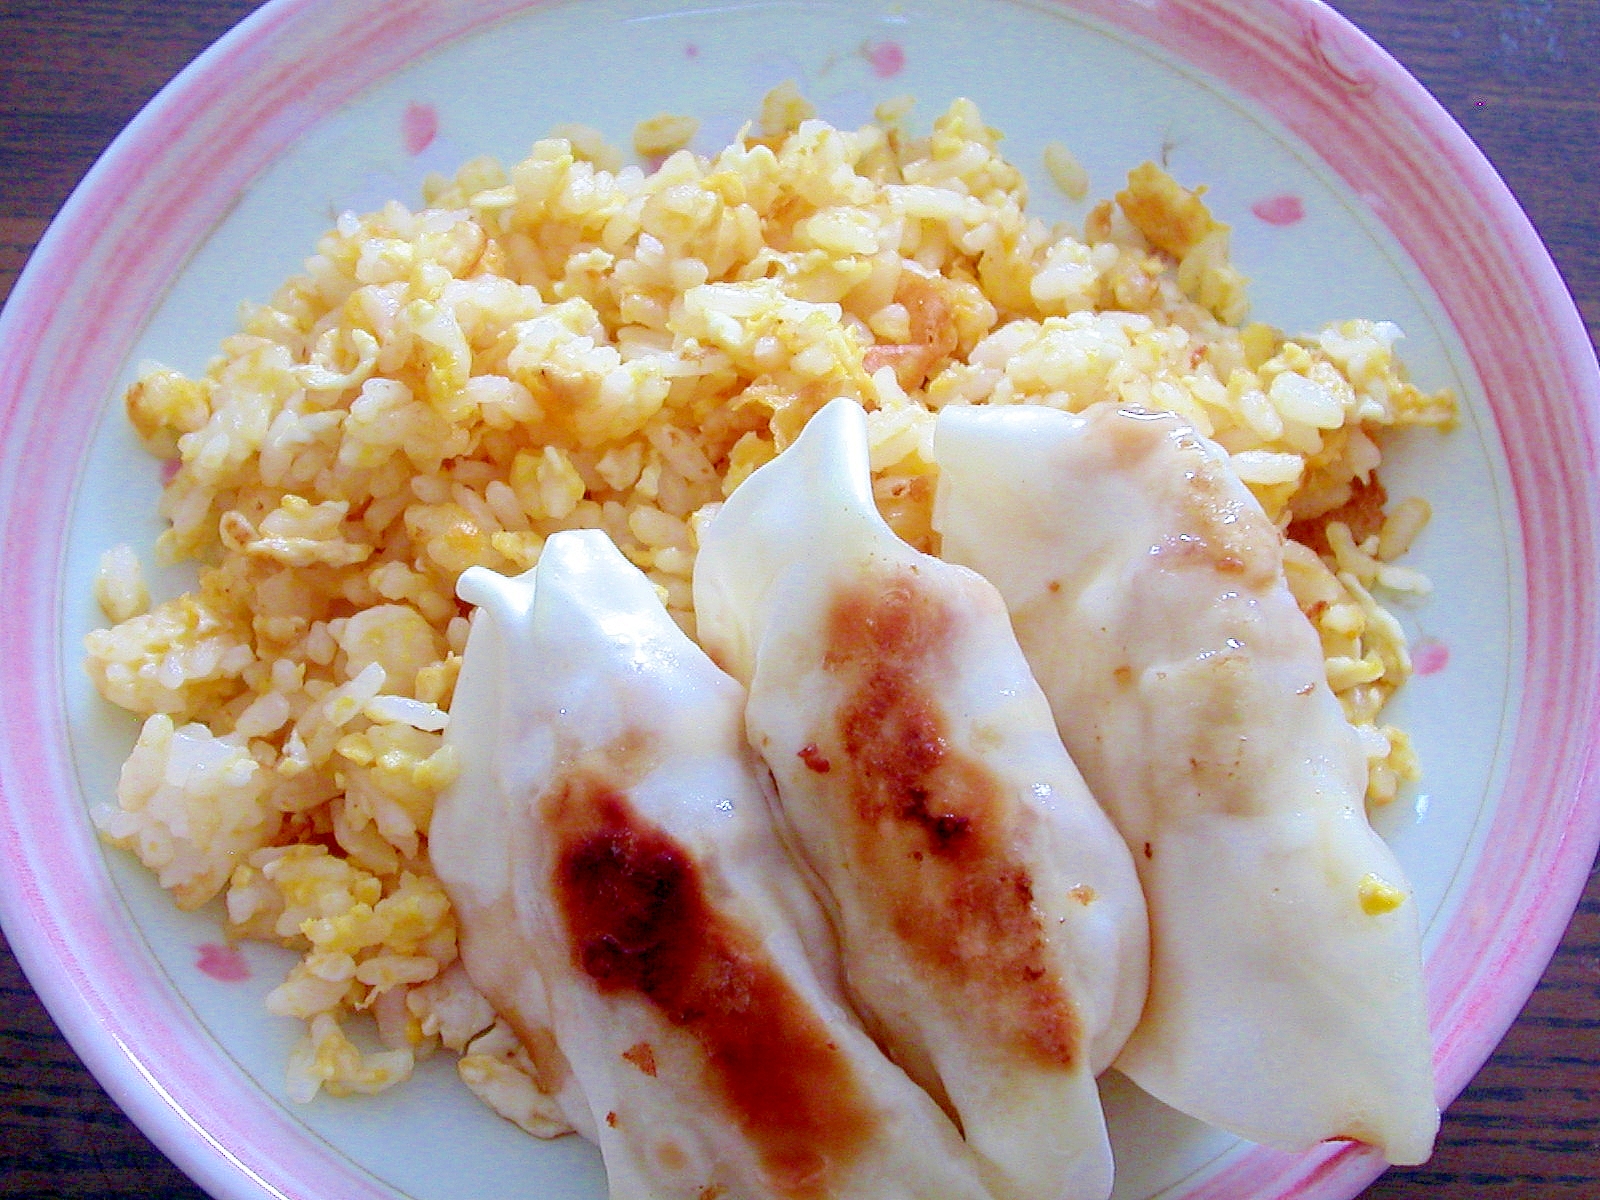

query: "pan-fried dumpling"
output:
431 529 997 1200
931 401 1437 1165
694 399 1149 1200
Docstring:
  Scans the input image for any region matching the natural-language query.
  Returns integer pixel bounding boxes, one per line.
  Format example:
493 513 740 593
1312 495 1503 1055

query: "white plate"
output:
2 1 1598 1198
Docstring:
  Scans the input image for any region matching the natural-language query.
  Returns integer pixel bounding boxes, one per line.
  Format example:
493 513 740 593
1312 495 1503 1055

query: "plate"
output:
2 0 1597 1198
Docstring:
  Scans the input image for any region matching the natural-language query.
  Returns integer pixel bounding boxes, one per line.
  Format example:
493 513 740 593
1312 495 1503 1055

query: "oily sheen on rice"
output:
83 92 1453 1117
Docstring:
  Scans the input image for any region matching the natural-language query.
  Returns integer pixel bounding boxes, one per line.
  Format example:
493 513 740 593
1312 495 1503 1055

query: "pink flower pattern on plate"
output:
1251 193 1306 225
195 943 250 983
402 101 438 155
865 40 905 79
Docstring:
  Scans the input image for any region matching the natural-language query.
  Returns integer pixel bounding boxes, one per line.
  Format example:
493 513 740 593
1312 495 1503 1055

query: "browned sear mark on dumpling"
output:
1105 411 1280 586
547 777 877 1198
622 1041 658 1077
818 567 1083 1070
797 742 831 773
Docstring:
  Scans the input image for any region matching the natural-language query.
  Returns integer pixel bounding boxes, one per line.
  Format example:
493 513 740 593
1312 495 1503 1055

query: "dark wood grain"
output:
1 1 1596 1197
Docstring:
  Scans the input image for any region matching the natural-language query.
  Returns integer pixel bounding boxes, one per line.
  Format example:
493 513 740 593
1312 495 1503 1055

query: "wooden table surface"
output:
2 0 1597 1197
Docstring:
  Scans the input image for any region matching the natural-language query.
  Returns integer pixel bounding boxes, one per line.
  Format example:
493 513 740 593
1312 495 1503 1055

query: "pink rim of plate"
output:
1 1 1597 1198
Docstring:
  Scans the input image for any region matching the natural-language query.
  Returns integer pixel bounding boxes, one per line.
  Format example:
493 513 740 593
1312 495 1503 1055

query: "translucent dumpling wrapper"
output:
694 398 1149 1200
931 400 1438 1165
431 528 998 1200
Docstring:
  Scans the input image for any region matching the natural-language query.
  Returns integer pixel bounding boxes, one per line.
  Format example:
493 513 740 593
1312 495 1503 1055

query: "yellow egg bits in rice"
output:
84 92 1453 1112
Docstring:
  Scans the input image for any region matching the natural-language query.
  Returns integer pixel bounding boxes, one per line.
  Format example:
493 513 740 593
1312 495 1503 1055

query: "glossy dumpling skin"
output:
932 401 1437 1165
694 399 1149 1200
430 529 997 1200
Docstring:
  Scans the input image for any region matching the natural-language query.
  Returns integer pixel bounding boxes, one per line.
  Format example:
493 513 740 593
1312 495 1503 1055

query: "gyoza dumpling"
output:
931 401 1437 1165
430 529 998 1200
694 399 1149 1200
